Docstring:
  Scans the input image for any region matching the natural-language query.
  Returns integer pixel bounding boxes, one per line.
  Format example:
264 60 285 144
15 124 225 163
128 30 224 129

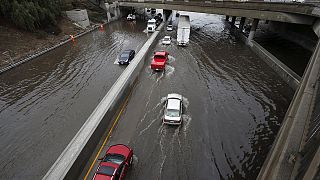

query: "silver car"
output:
162 36 171 45
163 93 183 125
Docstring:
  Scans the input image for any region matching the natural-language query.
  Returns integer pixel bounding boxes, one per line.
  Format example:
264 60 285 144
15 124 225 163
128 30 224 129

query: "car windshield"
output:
97 166 115 176
164 37 170 41
154 55 166 62
148 22 156 25
166 109 180 117
120 53 129 58
103 154 126 165
168 25 172 27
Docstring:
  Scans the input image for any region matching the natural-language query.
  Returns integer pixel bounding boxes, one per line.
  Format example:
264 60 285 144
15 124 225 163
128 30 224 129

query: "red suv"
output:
151 51 169 71
93 144 134 180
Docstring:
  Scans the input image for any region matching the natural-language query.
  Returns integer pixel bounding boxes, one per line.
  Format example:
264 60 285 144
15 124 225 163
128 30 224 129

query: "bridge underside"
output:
119 2 315 25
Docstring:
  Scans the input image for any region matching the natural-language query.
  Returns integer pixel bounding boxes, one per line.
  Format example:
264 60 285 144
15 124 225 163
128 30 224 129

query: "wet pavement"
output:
0 19 148 179
86 12 294 179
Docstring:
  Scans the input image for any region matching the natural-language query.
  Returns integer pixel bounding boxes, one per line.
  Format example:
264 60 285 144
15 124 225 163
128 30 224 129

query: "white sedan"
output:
162 36 171 45
167 24 173 31
163 94 183 125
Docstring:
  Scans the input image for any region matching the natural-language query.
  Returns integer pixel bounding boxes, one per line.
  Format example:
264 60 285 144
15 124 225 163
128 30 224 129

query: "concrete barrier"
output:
250 41 301 90
231 26 301 90
66 9 90 28
42 21 166 180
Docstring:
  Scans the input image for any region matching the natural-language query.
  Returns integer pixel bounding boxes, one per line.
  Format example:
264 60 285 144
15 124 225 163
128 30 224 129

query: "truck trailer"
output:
177 15 190 46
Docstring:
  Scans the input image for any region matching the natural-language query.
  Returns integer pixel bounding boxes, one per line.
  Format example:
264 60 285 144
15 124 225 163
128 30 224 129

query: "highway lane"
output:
0 19 148 179
84 12 294 179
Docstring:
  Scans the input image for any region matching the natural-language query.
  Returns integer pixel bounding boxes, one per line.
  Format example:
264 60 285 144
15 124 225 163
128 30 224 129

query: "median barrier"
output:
42 19 167 180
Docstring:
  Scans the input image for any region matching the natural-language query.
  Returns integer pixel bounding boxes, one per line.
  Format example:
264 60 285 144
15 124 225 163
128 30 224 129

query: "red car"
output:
151 51 169 71
93 144 134 180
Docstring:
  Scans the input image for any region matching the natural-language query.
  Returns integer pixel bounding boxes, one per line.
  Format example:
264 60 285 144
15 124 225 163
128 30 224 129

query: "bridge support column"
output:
231 16 236 25
226 15 229 21
248 19 259 45
313 19 320 37
239 17 246 31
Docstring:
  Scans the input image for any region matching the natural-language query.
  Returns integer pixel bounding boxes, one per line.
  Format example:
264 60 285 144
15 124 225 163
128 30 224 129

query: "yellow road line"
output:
84 94 131 180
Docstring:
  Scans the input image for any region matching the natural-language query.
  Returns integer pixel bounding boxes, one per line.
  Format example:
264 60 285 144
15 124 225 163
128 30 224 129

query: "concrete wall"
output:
66 9 90 28
268 21 318 51
232 27 301 90
250 41 301 89
42 22 166 180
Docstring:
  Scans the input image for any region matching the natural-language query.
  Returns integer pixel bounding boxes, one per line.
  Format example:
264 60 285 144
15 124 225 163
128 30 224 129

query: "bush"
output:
0 0 61 32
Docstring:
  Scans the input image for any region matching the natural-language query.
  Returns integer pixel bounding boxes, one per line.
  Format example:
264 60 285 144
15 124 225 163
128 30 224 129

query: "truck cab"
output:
151 51 169 71
147 19 156 33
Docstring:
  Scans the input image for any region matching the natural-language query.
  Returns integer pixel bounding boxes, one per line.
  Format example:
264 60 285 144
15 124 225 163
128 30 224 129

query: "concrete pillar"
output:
239 17 246 31
116 4 121 17
226 15 229 21
107 12 111 22
248 19 259 43
313 19 320 37
231 16 236 25
113 7 118 18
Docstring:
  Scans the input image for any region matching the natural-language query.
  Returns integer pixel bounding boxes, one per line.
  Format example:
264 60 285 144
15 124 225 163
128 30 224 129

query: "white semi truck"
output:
177 15 190 46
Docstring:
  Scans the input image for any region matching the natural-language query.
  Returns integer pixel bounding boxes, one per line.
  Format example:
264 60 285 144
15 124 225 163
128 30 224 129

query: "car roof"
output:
122 49 134 54
107 144 131 157
167 98 181 110
154 51 167 56
164 36 171 38
167 93 182 100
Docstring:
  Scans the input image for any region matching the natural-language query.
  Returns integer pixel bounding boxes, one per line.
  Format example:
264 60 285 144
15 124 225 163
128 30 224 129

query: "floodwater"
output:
0 19 148 179
1 12 295 180
98 12 294 180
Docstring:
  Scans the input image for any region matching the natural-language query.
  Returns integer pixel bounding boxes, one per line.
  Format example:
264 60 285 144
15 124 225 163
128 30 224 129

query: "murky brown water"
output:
0 19 147 179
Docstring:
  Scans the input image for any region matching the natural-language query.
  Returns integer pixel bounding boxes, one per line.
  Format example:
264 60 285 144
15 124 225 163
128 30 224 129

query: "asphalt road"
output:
0 19 148 179
83 12 294 179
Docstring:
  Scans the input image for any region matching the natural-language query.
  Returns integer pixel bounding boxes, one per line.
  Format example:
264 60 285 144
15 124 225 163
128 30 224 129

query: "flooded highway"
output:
85 12 295 179
0 19 148 179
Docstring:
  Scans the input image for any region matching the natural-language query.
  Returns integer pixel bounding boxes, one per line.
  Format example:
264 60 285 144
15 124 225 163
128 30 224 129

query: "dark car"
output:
118 50 135 65
93 144 134 180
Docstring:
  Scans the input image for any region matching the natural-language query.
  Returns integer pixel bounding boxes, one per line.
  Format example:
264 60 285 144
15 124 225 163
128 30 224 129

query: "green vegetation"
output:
0 0 61 32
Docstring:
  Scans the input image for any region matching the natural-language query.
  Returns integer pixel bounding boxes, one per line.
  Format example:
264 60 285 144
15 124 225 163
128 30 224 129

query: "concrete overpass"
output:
114 0 320 24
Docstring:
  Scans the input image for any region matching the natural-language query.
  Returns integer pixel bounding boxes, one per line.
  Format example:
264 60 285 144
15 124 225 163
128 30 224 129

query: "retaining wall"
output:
233 27 301 90
42 22 166 180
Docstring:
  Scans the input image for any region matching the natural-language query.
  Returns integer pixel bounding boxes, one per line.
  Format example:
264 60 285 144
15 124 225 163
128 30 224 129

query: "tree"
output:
0 0 62 32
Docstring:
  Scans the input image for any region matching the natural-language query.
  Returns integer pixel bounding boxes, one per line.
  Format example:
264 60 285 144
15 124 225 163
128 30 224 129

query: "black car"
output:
118 50 135 65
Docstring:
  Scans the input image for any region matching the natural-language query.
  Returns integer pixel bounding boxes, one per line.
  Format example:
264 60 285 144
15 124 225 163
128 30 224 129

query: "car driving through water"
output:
118 50 135 65
93 144 134 180
163 94 183 125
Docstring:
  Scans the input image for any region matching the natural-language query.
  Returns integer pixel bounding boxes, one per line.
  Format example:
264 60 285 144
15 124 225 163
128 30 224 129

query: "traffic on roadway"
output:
0 19 148 179
82 11 294 180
